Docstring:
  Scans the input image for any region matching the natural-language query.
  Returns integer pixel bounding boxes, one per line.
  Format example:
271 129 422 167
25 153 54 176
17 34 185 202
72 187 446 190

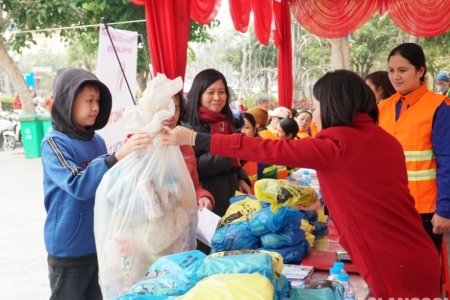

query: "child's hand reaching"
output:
115 132 153 161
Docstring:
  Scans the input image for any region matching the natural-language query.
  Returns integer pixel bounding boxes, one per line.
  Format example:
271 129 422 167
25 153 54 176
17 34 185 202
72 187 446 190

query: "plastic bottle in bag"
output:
327 267 341 281
300 170 311 186
336 273 355 300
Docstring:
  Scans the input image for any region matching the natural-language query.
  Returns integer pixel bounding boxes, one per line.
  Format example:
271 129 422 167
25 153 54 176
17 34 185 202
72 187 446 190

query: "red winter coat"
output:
180 145 215 208
209 113 440 298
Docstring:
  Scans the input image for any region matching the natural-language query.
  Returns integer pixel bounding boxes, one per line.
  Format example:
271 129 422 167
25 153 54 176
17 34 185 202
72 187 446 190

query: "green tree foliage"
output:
420 33 450 80
0 0 218 113
350 14 408 78
0 0 88 113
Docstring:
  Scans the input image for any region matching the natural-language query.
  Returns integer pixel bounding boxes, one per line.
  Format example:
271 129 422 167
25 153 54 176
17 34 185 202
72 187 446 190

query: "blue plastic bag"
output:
211 221 260 252
229 194 257 204
126 251 205 296
289 280 344 300
261 239 310 264
250 206 303 236
196 252 274 280
273 274 291 300
260 228 306 249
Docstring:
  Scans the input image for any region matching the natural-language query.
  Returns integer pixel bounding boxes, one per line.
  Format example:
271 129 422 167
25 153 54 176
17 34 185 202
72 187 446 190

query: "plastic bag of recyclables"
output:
94 74 198 299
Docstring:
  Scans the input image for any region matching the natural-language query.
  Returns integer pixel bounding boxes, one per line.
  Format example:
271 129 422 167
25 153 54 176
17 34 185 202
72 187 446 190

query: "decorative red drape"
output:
387 0 450 37
252 0 272 45
191 0 221 24
229 0 252 33
290 0 379 39
273 0 293 108
131 0 191 81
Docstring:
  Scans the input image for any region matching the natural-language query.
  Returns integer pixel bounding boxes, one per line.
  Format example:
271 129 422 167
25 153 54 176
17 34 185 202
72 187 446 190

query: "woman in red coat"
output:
162 70 441 298
167 92 214 210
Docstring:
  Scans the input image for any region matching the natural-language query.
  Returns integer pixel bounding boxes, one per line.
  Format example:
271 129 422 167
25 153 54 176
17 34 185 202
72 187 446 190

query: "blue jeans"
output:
48 262 102 300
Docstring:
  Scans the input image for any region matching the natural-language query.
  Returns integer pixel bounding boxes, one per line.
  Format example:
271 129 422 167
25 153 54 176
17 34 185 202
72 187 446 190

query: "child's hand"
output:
198 197 212 211
115 132 153 161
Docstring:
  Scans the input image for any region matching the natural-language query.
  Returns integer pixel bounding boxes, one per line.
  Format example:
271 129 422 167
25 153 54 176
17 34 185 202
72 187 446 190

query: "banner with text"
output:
96 25 138 154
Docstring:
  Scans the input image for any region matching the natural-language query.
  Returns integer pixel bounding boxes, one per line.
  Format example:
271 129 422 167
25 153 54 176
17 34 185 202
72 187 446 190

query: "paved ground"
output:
1 146 449 299
0 147 49 299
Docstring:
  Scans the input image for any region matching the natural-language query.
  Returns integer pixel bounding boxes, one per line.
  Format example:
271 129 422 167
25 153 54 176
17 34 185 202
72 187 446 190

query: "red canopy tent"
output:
131 0 450 108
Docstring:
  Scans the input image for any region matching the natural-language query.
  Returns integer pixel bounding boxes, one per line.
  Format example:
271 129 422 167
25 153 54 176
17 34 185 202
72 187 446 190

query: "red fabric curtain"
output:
191 0 221 24
229 0 252 32
290 0 378 39
137 0 191 82
273 0 293 108
386 0 450 37
130 0 145 5
252 0 272 45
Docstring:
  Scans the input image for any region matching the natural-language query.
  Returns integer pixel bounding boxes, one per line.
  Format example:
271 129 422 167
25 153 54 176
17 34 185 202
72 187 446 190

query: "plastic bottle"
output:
327 267 341 281
333 261 347 274
301 170 311 186
336 273 355 300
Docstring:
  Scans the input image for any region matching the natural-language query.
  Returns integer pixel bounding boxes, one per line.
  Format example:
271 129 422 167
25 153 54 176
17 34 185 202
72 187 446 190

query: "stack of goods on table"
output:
115 250 345 300
211 179 328 264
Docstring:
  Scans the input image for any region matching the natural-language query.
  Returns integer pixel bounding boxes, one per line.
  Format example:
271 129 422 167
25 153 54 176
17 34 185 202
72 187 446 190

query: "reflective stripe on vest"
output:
248 174 257 181
404 150 434 162
262 165 277 177
407 169 437 181
378 88 444 214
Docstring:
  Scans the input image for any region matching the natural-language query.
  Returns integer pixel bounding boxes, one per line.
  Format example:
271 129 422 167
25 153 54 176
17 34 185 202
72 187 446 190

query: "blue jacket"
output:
41 68 115 260
42 131 110 257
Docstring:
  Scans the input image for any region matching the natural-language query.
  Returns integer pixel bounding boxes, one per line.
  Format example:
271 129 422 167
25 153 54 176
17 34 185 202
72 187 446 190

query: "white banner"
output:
96 25 138 154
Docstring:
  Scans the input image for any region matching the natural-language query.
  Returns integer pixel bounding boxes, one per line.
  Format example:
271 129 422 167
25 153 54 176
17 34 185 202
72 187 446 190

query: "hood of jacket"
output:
51 68 112 140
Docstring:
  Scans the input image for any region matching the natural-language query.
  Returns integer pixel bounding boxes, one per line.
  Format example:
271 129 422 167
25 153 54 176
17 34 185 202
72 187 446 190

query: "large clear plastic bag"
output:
94 74 198 299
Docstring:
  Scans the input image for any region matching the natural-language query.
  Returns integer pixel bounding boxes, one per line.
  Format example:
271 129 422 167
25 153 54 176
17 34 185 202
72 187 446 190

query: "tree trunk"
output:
137 66 149 92
239 39 248 99
0 41 35 114
331 37 351 71
408 35 418 43
342 37 351 70
263 71 269 94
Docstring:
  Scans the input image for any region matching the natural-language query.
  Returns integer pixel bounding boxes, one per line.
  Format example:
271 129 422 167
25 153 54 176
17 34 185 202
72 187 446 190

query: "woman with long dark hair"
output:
163 69 441 298
183 69 251 217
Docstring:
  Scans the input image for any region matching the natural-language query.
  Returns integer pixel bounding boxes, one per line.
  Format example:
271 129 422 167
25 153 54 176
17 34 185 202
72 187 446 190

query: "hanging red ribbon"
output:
191 0 221 24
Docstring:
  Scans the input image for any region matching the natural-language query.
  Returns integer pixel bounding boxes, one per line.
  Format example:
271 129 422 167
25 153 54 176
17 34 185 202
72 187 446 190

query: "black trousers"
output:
421 213 443 254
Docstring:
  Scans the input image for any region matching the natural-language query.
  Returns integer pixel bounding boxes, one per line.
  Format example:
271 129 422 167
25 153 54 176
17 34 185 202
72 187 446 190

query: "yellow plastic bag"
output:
176 273 274 300
255 179 316 212
208 249 284 278
220 199 263 226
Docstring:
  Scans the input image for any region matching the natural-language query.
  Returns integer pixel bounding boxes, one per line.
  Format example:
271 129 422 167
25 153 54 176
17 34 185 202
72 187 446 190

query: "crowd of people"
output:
41 42 449 299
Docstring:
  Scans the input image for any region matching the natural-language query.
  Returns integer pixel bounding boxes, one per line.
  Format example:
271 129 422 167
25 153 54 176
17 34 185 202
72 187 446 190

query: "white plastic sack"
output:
94 74 198 299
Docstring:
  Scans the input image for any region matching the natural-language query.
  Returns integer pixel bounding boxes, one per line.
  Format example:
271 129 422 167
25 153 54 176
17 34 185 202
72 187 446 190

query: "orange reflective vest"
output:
378 86 445 214
243 161 277 194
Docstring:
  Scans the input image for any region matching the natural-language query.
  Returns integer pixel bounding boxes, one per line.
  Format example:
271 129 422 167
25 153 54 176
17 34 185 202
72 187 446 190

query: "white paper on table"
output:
196 208 221 247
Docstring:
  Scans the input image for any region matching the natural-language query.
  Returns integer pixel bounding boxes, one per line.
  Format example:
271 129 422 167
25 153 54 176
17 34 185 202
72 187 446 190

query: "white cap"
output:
268 106 291 118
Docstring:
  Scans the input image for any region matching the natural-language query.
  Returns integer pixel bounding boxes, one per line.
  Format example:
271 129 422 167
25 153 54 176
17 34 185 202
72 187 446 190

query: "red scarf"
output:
199 106 240 167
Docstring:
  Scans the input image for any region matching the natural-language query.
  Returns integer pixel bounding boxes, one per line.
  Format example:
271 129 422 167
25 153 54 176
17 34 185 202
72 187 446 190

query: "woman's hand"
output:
161 126 195 146
115 132 153 161
198 197 213 211
237 179 252 194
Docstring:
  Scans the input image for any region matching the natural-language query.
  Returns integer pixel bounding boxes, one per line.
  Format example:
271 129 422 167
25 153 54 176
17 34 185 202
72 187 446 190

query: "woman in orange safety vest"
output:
378 43 450 253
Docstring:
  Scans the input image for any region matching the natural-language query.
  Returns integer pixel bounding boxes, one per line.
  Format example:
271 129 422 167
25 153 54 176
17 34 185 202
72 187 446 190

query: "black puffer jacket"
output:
182 121 250 217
